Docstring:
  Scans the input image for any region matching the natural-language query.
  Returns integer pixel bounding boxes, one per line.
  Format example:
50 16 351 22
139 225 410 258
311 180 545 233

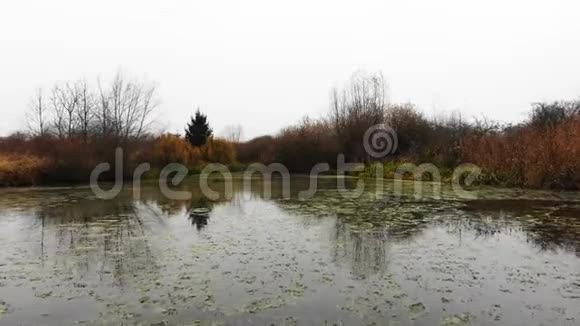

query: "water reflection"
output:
332 222 392 279
10 180 580 282
188 208 211 230
29 196 160 288
0 177 579 325
463 199 580 257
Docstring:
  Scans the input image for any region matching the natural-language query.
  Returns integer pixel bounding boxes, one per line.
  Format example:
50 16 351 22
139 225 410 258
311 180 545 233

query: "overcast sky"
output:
1 0 579 139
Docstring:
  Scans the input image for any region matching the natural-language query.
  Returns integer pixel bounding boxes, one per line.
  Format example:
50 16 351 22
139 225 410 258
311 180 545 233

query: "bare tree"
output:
77 79 94 142
330 71 387 162
96 77 111 137
27 88 47 136
51 82 81 138
105 72 157 140
50 85 66 139
223 124 244 142
29 72 158 142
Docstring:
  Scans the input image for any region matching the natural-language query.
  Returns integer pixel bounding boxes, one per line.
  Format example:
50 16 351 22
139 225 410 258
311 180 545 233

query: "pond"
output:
0 176 579 325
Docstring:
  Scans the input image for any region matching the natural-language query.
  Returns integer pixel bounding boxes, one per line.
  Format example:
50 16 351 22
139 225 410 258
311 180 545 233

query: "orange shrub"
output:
0 134 115 183
151 134 201 167
146 135 236 167
0 154 52 186
201 137 236 164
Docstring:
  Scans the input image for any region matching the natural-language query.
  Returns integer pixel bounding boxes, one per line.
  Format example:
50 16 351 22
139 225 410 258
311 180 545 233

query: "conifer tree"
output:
185 109 213 147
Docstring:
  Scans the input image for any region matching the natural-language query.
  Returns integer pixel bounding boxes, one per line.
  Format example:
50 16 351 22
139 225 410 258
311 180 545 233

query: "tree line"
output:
235 71 580 189
0 72 237 185
1 70 579 189
27 72 157 142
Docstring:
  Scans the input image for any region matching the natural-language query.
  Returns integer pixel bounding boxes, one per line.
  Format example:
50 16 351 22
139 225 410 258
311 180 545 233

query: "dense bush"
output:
0 134 132 184
274 118 339 172
0 153 52 186
235 136 276 164
384 103 431 155
232 96 580 190
463 115 580 189
0 133 240 186
148 134 201 167
201 137 236 165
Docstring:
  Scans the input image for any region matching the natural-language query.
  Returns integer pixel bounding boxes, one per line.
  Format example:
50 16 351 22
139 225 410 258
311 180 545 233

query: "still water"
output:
0 176 579 325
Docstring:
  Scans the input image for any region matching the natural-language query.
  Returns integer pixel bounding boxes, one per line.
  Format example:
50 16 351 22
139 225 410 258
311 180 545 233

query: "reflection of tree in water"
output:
137 182 221 231
137 178 285 231
185 192 264 230
520 204 580 257
32 192 161 288
332 220 391 278
525 222 580 257
311 193 580 277
188 195 215 231
137 187 217 231
330 206 436 278
283 193 438 278
26 180 580 294
453 200 580 257
188 209 210 230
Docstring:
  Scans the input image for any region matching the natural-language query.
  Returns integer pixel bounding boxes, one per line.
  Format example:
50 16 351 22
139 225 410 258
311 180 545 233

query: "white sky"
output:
1 0 579 139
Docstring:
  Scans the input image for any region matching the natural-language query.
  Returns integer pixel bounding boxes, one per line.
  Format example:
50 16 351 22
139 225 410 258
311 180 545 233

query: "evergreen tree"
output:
185 109 213 147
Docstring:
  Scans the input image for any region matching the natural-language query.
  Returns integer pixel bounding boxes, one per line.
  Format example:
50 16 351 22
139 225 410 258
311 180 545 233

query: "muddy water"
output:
0 176 579 325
